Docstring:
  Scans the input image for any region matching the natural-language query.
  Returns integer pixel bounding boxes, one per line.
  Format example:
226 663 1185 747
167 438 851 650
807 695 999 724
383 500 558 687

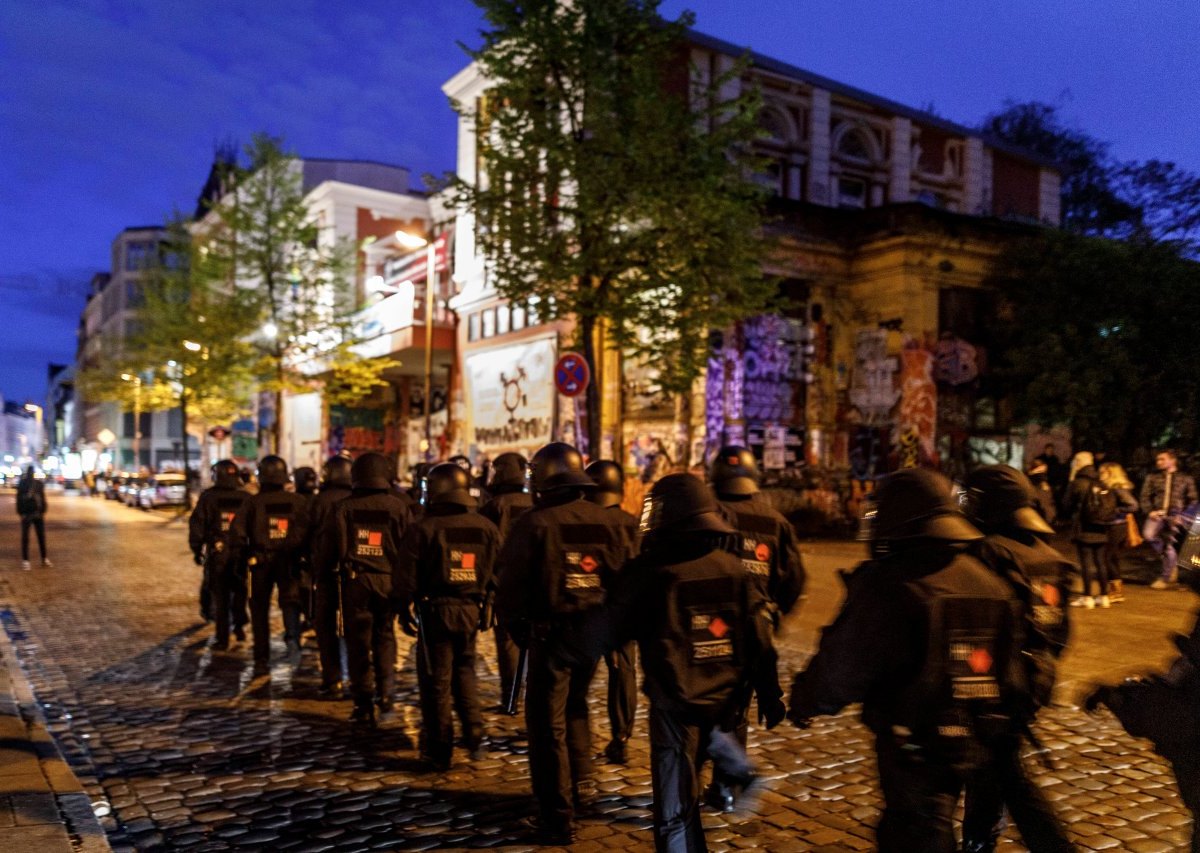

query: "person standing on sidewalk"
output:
16 466 49 570
1140 449 1198 589
1064 452 1113 608
1097 462 1139 603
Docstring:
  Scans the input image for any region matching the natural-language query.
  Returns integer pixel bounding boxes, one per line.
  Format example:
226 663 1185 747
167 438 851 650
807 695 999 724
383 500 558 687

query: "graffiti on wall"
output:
896 341 938 467
741 315 807 423
933 335 981 386
848 330 899 424
329 406 403 456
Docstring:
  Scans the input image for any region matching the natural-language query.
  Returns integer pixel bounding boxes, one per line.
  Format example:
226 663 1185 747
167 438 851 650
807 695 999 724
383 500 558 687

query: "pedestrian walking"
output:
229 456 311 670
309 454 354 698
334 452 412 726
1139 449 1198 589
494 442 635 845
1064 452 1118 608
393 462 499 769
1097 461 1139 603
789 469 1023 853
706 445 805 811
477 452 533 712
961 465 1076 853
585 459 641 765
15 466 49 570
188 460 250 649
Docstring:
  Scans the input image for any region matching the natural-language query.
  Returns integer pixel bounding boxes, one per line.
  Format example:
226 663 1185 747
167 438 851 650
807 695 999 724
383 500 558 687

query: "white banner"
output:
466 336 556 457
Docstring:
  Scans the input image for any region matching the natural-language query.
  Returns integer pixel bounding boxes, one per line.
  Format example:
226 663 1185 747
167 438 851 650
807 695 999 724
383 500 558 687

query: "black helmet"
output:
294 466 318 495
710 445 759 496
641 473 735 538
963 465 1053 535
426 463 474 507
257 455 289 486
489 452 528 490
586 460 624 509
448 455 472 474
351 452 395 491
322 454 352 489
868 469 981 557
212 459 240 489
530 442 594 493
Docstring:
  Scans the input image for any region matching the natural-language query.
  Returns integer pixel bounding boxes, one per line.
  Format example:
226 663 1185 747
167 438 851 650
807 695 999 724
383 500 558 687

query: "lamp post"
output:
120 373 142 470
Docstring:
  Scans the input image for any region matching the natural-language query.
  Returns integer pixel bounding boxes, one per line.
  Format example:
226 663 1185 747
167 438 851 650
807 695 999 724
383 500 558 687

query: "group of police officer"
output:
186 442 1198 852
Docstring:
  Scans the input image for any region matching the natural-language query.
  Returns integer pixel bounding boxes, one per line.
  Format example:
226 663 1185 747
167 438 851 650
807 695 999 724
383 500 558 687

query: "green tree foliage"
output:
453 0 776 451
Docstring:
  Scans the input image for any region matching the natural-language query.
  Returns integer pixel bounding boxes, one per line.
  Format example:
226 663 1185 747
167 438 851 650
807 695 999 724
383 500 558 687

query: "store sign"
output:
466 337 555 455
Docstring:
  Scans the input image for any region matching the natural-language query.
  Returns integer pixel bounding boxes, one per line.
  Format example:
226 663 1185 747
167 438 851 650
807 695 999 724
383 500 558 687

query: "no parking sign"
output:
554 352 590 397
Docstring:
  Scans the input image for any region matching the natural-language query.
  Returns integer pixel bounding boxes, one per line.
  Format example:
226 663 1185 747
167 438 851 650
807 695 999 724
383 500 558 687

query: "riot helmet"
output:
868 468 981 558
426 463 475 508
212 459 241 490
489 452 528 491
257 455 290 487
710 445 760 496
322 454 353 489
351 452 395 491
529 442 594 494
963 464 1054 536
448 455 473 475
640 473 735 540
585 460 625 509
294 466 318 495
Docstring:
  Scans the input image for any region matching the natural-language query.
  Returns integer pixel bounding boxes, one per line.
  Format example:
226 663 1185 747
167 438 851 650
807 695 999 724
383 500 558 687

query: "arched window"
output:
758 106 793 145
836 128 872 162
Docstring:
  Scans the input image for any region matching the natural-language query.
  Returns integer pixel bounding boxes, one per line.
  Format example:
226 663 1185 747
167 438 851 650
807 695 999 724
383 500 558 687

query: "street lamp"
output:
120 373 142 470
396 229 437 464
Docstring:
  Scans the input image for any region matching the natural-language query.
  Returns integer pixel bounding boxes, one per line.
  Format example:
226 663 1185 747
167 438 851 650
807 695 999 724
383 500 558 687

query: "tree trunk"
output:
579 314 602 459
674 389 693 472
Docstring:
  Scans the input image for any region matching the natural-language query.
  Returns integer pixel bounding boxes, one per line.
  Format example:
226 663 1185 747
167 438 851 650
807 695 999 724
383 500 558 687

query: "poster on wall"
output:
466 336 556 458
328 406 402 457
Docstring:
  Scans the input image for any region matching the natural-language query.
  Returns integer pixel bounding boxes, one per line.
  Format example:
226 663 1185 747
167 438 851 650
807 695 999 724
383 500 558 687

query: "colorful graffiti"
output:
329 405 403 456
848 329 899 424
896 341 938 467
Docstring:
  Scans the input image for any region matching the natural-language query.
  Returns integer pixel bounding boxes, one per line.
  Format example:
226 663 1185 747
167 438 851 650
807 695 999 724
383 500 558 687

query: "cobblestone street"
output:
0 491 1195 851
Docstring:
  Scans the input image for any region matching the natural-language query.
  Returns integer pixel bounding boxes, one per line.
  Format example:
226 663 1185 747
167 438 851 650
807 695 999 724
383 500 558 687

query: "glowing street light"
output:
183 339 202 352
262 321 279 340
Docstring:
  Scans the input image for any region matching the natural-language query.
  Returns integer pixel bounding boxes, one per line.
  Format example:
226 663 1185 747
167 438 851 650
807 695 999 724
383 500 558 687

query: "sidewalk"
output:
0 611 111 853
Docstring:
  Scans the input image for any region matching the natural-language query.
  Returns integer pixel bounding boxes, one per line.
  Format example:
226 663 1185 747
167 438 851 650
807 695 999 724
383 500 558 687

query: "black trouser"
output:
1104 522 1127 583
875 734 962 853
605 641 637 746
207 553 246 646
20 516 46 561
1075 541 1107 598
962 734 1074 852
417 626 483 764
495 623 521 707
525 640 599 833
313 575 344 687
342 574 396 706
249 555 302 663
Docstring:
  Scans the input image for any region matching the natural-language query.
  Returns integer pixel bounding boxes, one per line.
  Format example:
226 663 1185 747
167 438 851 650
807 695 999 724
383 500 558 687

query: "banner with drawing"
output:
466 336 556 457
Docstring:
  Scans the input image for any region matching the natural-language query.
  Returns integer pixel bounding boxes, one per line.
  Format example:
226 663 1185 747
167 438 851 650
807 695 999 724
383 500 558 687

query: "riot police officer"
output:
495 442 635 845
228 456 311 669
478 452 534 712
189 459 250 649
961 465 1075 853
293 466 319 496
335 452 413 725
292 465 319 630
585 459 641 765
309 454 354 698
789 469 1022 853
450 454 490 505
707 445 806 809
394 463 500 769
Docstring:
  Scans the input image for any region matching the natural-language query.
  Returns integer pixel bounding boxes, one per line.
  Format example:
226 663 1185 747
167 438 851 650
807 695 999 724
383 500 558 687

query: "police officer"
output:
394 463 500 769
789 469 1023 853
450 453 491 505
189 459 250 650
707 445 806 809
294 466 319 496
478 452 534 712
309 454 354 698
585 459 641 765
335 452 413 725
961 465 1075 853
495 442 634 845
229 455 311 669
292 466 319 630
593 473 784 851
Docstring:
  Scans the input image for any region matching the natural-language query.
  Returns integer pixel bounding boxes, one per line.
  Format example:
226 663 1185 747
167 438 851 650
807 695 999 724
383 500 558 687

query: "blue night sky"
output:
2 0 1198 405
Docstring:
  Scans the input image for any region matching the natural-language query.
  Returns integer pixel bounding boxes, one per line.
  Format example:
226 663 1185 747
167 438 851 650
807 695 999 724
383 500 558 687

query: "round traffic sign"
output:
554 352 591 397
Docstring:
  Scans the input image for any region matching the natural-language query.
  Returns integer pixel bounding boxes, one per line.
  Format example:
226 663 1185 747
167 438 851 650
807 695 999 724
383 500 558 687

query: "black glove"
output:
1083 685 1111 714
758 697 786 730
398 607 418 638
193 550 204 566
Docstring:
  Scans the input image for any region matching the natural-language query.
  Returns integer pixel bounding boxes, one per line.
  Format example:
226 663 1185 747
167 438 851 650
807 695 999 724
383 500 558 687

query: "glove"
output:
398 606 418 638
1083 685 1111 714
758 697 786 730
193 551 204 566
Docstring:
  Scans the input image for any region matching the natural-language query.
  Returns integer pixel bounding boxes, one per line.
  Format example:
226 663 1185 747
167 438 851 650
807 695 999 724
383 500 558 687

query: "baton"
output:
335 570 345 639
506 647 528 715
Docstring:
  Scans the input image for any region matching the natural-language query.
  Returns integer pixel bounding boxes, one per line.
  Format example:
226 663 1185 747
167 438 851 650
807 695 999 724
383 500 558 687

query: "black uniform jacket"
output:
332 490 413 594
717 493 806 615
189 485 249 555
229 486 311 561
308 484 352 579
790 544 1017 735
479 488 534 543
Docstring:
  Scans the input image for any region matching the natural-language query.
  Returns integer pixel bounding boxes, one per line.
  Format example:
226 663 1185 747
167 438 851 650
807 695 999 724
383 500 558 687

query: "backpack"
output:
17 488 38 516
1083 481 1118 526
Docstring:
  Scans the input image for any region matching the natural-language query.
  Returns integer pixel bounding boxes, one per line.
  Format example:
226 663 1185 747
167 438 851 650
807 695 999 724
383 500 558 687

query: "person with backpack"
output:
1064 452 1120 608
960 465 1076 853
788 469 1022 853
15 466 49 570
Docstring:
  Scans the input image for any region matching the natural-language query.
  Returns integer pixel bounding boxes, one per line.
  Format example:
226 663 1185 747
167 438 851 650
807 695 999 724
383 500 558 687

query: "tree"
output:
195 135 395 452
453 0 777 454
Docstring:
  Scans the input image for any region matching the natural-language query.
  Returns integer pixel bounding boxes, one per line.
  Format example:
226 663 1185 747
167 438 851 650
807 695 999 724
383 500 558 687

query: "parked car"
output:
120 475 147 507
105 474 128 500
138 473 187 509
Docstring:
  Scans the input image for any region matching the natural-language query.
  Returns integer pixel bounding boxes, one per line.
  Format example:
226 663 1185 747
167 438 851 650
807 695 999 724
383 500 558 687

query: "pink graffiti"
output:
897 344 937 465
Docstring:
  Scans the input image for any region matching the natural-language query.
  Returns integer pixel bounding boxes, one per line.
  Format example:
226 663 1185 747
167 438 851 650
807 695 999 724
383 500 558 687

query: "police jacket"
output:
229 485 311 562
189 485 249 556
604 537 779 720
333 489 413 583
308 484 352 580
717 493 806 615
495 490 634 632
790 544 1021 741
479 487 533 543
394 505 500 634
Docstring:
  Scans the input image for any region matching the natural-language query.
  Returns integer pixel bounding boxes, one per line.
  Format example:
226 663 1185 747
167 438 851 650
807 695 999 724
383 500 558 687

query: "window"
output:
167 409 182 438
836 129 872 162
125 241 154 271
511 303 526 331
481 308 496 338
496 305 510 335
467 313 480 342
837 177 867 208
125 281 144 308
